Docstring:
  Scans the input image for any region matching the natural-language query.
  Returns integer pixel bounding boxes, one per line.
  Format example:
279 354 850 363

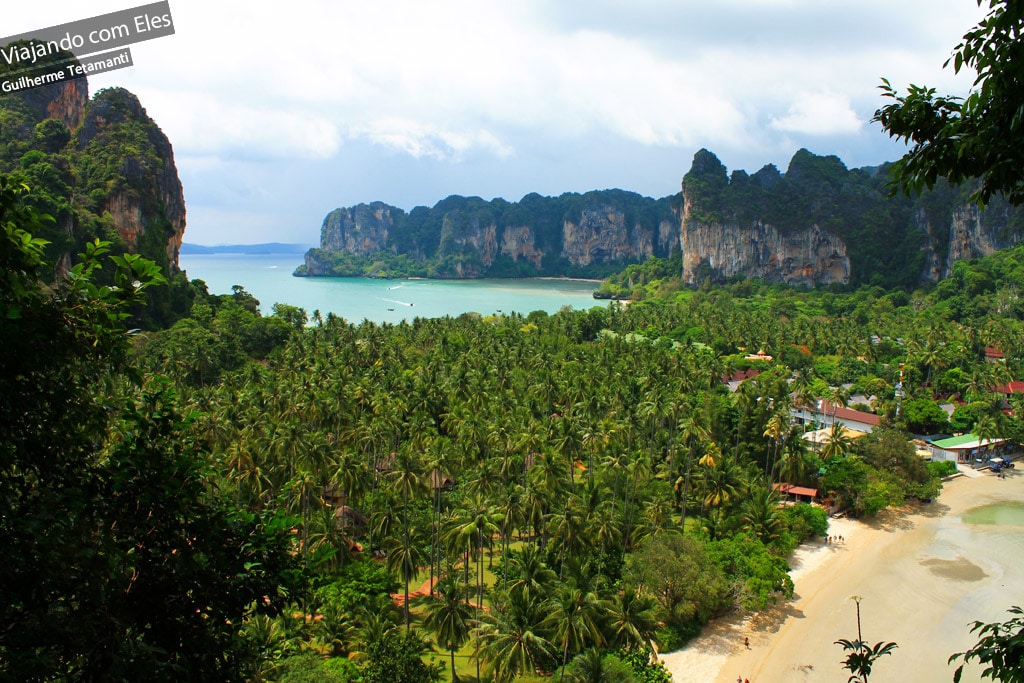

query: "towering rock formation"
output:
76 88 186 271
301 148 1021 287
0 75 185 274
300 190 678 279
679 149 850 286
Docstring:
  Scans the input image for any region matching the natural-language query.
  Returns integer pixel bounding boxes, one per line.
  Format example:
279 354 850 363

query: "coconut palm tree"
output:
448 494 501 682
543 575 611 680
604 588 659 653
385 449 427 629
741 484 783 543
473 590 556 683
503 543 557 604
776 429 811 486
821 422 853 461
420 574 473 682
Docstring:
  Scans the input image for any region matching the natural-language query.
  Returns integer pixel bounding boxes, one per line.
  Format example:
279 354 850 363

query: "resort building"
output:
790 399 881 434
801 425 868 451
927 433 1008 464
774 483 818 504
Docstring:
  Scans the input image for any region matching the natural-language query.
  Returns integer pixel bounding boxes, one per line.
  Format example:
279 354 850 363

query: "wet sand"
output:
660 470 1024 683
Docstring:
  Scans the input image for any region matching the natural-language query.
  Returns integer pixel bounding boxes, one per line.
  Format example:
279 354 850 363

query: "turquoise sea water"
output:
178 253 604 323
961 501 1024 525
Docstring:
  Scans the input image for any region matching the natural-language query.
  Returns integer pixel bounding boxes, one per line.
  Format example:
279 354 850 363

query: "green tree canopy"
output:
874 0 1024 205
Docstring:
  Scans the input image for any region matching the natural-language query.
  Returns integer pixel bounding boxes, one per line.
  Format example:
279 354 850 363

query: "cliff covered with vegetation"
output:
302 149 1023 290
0 56 189 327
298 189 679 280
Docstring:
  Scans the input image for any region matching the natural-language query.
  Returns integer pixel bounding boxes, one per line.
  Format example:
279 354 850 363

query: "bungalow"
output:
927 433 1008 464
791 399 881 434
722 368 762 392
801 425 868 451
775 483 818 504
429 469 455 491
992 381 1024 398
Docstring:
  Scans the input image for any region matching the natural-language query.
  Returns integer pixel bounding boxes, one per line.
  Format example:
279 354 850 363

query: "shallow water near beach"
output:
961 501 1024 525
666 474 1024 683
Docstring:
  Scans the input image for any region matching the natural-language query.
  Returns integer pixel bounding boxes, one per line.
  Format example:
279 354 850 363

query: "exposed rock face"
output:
945 204 1020 274
681 218 850 287
438 212 499 275
76 88 186 271
916 209 947 283
680 221 850 286
916 202 1022 282
18 78 88 131
320 203 396 256
500 225 544 268
562 206 639 267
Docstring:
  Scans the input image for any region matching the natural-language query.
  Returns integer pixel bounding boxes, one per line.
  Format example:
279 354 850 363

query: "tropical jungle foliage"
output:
6 162 1024 679
0 59 192 329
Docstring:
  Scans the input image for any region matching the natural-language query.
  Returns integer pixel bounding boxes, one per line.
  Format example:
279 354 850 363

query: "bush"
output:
928 459 959 478
276 654 358 682
655 621 702 652
779 503 829 542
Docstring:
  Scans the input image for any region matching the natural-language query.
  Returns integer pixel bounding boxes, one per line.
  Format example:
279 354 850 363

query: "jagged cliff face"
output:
438 212 499 276
500 225 544 268
76 89 186 272
18 78 88 131
563 206 640 267
916 202 1022 282
304 192 678 278
321 202 396 256
680 194 850 286
947 204 1019 267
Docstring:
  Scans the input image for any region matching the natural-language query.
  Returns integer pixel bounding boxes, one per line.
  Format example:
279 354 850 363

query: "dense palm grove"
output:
8 172 1024 681
133 240 1024 681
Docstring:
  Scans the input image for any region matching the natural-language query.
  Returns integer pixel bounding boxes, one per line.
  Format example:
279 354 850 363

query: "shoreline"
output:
660 471 1024 682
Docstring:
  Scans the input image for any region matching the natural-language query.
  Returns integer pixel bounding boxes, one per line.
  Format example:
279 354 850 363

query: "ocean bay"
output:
179 253 604 323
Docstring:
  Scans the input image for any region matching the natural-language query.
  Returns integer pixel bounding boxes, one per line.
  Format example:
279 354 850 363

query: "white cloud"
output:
0 0 995 243
141 91 341 160
350 119 514 161
769 92 863 136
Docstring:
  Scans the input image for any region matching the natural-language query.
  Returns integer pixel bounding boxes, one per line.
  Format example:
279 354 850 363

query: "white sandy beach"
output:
660 469 1024 683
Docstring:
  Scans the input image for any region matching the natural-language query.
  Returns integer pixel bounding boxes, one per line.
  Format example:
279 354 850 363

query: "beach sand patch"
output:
921 556 987 582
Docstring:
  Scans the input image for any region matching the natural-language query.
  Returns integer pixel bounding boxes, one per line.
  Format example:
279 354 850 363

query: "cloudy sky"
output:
8 1 987 245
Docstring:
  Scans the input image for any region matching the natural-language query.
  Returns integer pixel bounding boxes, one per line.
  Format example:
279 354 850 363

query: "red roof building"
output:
775 483 819 503
790 399 881 432
992 381 1024 396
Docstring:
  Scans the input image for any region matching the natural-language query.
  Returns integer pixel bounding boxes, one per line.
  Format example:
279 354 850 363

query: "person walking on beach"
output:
745 636 750 649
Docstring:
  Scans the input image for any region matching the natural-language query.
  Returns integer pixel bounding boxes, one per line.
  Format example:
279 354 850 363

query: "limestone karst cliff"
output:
680 217 850 287
301 148 1021 288
0 70 186 276
76 87 187 272
299 191 678 279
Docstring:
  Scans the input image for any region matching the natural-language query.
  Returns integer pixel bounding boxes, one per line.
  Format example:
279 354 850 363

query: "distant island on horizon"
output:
181 242 312 255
